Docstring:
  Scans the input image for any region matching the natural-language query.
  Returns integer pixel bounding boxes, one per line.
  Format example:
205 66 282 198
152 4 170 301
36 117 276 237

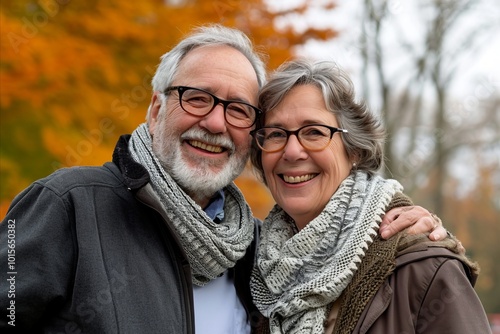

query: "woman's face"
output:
261 84 352 229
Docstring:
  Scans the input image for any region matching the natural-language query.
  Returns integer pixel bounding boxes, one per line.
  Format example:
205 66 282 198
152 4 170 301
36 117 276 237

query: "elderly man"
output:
0 24 445 333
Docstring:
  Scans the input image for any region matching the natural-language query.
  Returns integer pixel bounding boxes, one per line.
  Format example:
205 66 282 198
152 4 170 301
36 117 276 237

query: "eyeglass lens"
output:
255 125 339 152
180 88 256 128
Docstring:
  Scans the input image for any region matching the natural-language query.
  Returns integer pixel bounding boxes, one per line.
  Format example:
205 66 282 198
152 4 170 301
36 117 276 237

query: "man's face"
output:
148 45 260 207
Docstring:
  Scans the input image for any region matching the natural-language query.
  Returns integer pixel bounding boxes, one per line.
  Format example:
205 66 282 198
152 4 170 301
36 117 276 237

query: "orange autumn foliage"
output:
0 0 337 218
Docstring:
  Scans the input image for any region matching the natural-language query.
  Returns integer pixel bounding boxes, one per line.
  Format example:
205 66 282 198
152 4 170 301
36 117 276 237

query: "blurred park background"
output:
1 0 499 321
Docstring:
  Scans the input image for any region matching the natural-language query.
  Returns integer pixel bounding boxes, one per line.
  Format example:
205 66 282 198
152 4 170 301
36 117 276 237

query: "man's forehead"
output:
173 45 259 102
179 45 255 76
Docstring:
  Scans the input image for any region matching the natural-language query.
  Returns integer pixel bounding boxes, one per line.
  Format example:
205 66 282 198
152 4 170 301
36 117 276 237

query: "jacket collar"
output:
112 134 150 190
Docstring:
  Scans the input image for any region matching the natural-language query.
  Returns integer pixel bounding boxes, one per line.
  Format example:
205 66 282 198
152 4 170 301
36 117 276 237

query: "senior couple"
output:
0 24 490 333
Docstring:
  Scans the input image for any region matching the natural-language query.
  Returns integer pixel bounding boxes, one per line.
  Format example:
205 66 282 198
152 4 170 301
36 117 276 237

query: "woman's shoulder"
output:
394 233 479 285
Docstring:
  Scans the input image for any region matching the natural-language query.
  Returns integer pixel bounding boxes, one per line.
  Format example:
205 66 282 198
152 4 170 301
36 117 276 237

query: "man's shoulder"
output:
36 163 123 194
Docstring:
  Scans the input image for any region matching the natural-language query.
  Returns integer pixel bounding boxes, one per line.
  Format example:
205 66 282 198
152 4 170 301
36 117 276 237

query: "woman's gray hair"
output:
251 59 385 184
147 24 267 121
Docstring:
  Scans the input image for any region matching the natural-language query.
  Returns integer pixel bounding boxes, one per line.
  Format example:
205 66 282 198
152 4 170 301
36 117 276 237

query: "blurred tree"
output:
0 0 337 217
353 0 500 313
357 0 500 217
439 165 500 313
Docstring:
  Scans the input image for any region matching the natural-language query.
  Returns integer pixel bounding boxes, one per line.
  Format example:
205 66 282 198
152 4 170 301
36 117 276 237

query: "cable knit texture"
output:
128 123 255 286
332 234 402 333
250 171 403 334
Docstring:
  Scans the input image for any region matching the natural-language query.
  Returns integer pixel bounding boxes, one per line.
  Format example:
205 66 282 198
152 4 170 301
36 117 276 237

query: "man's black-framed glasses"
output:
252 124 348 153
164 86 262 129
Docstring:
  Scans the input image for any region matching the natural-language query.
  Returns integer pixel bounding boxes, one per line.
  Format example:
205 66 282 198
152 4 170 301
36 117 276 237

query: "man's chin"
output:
155 146 246 196
172 165 237 194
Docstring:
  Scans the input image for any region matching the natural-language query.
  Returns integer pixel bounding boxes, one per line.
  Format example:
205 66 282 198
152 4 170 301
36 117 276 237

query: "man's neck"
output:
188 192 211 209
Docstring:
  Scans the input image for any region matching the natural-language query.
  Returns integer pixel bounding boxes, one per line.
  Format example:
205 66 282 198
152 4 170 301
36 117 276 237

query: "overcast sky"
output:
269 0 500 98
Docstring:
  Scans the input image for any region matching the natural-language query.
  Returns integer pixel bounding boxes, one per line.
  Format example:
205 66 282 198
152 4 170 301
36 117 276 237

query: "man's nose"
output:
199 103 227 134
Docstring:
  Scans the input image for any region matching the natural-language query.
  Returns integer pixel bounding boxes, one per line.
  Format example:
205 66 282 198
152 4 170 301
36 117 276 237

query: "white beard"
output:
152 118 249 204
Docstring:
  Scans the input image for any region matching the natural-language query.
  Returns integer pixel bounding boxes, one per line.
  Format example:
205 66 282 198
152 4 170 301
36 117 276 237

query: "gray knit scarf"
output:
250 171 403 333
129 123 255 286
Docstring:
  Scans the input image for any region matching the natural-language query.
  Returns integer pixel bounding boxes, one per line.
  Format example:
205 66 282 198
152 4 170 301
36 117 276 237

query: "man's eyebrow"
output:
226 95 256 105
199 86 255 105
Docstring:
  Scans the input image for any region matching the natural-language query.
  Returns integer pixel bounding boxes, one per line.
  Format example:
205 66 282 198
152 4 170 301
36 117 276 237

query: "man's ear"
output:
148 92 162 135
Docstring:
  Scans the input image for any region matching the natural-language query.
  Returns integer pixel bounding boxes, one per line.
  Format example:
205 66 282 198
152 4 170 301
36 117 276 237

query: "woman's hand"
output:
380 206 447 241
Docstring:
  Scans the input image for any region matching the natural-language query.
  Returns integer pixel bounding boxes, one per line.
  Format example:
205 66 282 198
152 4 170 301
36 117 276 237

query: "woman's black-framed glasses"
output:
164 86 262 129
252 124 348 153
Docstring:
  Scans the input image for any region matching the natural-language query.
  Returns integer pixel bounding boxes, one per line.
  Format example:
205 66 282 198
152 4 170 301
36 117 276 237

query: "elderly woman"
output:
249 59 490 334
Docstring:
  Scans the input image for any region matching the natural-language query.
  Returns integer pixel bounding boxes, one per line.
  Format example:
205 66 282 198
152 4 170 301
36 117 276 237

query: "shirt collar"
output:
203 189 225 223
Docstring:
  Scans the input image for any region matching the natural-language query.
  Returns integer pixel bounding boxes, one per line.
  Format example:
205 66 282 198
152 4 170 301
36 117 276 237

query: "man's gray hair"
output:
147 24 267 120
251 59 385 184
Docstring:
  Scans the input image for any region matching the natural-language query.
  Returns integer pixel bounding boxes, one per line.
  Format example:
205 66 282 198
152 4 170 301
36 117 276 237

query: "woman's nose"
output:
282 134 307 161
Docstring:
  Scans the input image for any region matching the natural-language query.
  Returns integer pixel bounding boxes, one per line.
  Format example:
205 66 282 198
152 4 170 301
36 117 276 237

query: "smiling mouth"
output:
281 174 318 184
188 140 225 153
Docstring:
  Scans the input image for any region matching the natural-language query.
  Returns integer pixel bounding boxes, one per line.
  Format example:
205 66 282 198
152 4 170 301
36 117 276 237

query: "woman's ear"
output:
350 153 360 169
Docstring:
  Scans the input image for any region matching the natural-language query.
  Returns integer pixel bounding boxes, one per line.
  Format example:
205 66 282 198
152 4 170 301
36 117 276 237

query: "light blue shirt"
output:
204 189 225 222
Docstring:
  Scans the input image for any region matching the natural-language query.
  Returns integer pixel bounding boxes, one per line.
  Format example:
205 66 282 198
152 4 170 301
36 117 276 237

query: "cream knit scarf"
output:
250 171 403 333
129 123 255 286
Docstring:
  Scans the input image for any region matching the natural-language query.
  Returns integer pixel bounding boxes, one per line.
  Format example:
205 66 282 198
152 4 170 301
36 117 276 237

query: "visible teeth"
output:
189 140 223 153
283 174 316 184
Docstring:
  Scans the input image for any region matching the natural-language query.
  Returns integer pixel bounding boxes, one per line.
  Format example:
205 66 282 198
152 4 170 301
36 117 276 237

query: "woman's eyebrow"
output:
264 120 324 127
